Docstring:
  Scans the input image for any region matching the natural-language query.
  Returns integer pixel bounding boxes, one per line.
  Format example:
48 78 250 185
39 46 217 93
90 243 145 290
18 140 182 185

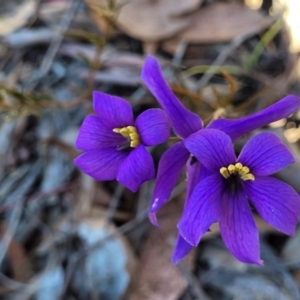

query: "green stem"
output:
244 17 283 70
183 65 244 77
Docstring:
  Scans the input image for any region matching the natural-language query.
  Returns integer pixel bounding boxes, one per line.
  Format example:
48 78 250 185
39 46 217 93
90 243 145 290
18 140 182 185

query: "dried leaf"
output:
0 222 31 282
116 0 203 42
85 0 203 40
126 196 195 300
167 2 273 44
0 0 37 36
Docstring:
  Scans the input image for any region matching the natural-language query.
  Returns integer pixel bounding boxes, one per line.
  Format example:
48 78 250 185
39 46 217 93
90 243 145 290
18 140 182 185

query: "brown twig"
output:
171 84 216 110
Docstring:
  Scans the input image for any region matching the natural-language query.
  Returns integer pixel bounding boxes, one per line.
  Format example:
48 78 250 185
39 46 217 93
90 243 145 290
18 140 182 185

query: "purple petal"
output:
185 160 215 202
148 212 159 226
141 56 202 138
244 176 300 235
186 157 201 201
75 115 127 150
199 165 215 180
219 187 262 265
93 91 134 129
149 142 190 225
172 234 194 264
74 148 127 181
178 174 224 246
117 145 155 192
184 129 236 172
238 132 294 176
208 95 300 141
135 108 170 146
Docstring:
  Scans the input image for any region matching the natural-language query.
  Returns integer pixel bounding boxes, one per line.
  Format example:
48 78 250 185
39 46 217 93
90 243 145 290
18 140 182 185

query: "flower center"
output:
220 163 255 181
113 126 140 148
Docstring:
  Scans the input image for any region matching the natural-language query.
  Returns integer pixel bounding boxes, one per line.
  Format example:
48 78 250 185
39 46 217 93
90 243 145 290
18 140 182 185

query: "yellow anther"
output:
235 163 243 170
127 126 136 132
240 173 255 181
239 166 250 176
129 132 139 140
120 128 130 136
130 140 140 148
220 167 230 179
113 125 141 148
228 164 236 174
219 162 255 181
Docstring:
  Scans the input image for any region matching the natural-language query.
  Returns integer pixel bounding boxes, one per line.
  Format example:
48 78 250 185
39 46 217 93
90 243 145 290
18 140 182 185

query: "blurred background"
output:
0 0 300 299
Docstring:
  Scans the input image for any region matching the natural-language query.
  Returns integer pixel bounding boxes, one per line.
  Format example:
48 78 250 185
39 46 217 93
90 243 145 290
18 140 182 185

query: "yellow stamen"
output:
235 163 243 171
228 164 236 174
113 125 141 148
129 132 139 140
127 126 136 131
240 173 255 181
239 166 250 175
120 128 130 136
220 167 230 179
219 162 255 181
130 140 140 148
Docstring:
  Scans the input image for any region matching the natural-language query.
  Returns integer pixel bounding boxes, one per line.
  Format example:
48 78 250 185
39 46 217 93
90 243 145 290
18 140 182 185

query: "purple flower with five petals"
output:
74 91 170 192
179 129 300 264
141 55 300 263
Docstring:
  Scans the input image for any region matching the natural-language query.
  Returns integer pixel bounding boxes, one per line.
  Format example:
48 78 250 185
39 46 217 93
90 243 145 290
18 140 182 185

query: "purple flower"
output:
178 129 300 264
141 55 300 263
74 91 170 192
